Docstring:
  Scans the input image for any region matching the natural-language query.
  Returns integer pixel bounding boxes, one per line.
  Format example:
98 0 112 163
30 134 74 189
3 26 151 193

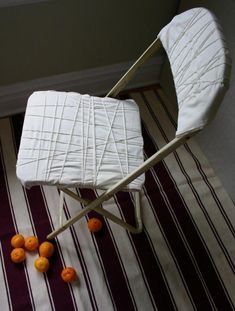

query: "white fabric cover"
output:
158 7 231 137
16 91 145 191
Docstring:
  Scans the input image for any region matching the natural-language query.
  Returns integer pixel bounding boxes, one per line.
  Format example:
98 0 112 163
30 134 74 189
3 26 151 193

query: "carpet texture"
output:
0 86 234 311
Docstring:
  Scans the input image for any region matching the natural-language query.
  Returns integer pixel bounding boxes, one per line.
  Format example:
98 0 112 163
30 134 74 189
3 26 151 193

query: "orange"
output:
11 248 26 263
34 257 50 273
39 241 54 258
11 234 25 248
24 236 39 251
61 267 77 283
87 218 103 233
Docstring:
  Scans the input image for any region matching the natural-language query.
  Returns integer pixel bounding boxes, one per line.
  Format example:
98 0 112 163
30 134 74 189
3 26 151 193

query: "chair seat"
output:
16 91 145 191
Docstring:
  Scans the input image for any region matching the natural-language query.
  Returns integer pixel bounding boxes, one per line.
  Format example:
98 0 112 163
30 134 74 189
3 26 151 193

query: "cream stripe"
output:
43 186 114 311
0 242 13 311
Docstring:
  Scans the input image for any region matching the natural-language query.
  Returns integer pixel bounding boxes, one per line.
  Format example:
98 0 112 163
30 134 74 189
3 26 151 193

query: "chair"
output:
16 7 231 240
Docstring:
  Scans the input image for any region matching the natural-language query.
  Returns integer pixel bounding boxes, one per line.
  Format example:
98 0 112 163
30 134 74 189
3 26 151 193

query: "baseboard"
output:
0 0 50 8
0 56 163 117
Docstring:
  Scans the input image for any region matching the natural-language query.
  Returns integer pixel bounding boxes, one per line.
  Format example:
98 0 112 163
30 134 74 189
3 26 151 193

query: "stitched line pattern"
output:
17 93 143 189
58 95 82 183
158 7 231 135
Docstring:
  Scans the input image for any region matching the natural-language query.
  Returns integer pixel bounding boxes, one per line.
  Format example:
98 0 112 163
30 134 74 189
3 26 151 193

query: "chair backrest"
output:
158 7 231 137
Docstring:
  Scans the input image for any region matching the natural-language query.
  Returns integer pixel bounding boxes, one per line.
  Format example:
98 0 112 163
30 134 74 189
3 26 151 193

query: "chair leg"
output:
59 190 64 226
47 136 192 240
47 190 143 240
133 191 143 233
106 38 161 97
92 192 142 234
58 188 91 226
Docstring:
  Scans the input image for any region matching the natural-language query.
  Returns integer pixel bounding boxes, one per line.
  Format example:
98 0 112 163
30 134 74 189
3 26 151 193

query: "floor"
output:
0 85 234 311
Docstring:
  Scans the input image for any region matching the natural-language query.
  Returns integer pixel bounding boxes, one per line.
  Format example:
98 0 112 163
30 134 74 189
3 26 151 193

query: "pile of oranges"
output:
10 218 103 284
10 234 77 283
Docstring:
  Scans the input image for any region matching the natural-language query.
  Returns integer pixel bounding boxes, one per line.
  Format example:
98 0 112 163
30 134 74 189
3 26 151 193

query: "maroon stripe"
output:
114 192 178 311
79 188 137 311
141 183 196 307
142 124 234 310
0 143 34 311
11 115 24 151
11 115 77 311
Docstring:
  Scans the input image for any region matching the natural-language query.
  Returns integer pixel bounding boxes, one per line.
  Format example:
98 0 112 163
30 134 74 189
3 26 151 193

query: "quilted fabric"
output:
16 91 145 190
158 7 231 137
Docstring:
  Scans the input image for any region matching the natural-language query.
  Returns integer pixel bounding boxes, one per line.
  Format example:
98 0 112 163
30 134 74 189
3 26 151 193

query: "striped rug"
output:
0 85 235 311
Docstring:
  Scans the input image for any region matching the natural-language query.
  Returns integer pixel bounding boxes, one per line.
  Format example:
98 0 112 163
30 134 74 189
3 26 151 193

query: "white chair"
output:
16 7 231 240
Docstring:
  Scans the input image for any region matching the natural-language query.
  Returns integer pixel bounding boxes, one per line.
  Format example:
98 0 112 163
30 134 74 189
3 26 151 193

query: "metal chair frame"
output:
47 39 192 240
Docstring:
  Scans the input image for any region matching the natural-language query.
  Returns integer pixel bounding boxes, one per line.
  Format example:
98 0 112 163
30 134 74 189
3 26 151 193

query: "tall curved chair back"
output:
158 7 231 137
108 7 231 139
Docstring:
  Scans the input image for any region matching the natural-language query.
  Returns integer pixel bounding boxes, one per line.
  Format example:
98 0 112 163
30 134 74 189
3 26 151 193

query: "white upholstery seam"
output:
58 95 81 182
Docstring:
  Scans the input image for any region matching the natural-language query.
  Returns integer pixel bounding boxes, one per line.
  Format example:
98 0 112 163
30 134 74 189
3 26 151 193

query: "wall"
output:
0 0 179 86
160 0 235 202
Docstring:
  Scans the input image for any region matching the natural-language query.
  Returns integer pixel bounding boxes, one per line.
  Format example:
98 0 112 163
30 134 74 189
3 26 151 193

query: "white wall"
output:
0 0 179 116
0 0 179 86
161 0 235 202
